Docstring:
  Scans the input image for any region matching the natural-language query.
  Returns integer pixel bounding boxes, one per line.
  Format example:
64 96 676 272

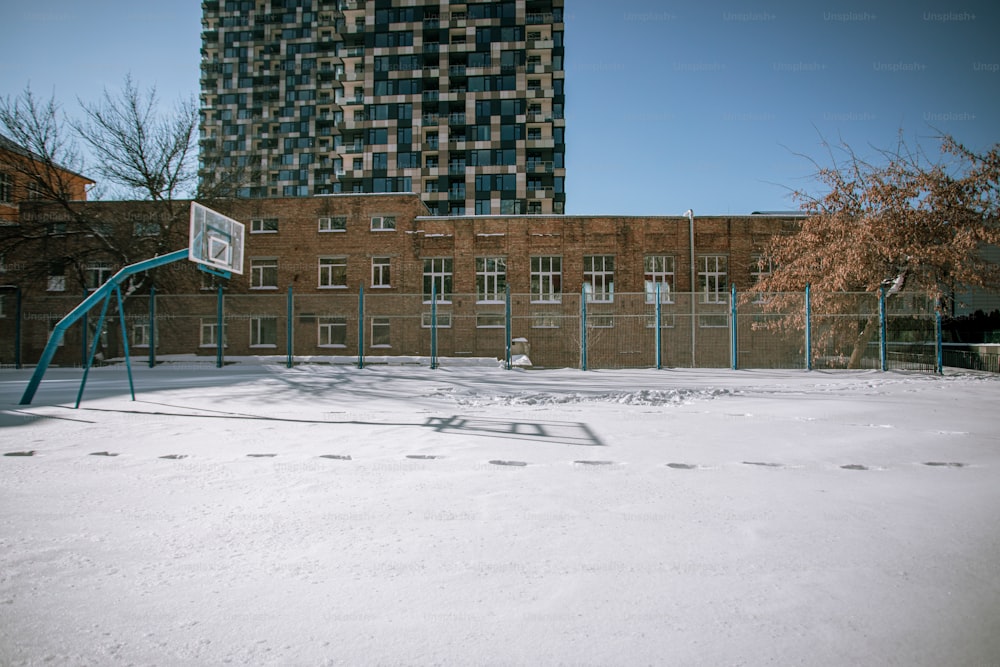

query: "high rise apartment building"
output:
199 0 566 215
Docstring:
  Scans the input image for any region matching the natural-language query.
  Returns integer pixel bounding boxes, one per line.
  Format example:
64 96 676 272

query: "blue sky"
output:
2 1 998 215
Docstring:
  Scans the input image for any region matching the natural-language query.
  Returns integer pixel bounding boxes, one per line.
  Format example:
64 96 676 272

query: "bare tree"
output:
752 133 1000 367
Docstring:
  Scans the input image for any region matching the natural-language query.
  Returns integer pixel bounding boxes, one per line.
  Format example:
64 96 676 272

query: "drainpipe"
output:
685 209 695 367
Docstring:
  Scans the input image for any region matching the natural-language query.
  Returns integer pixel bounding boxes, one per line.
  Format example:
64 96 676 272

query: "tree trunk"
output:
848 315 878 369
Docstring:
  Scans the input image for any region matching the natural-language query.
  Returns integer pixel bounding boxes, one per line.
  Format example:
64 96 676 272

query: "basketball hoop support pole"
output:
20 249 190 406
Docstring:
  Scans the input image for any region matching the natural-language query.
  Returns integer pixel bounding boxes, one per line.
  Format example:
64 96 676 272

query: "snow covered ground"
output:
2 362 999 666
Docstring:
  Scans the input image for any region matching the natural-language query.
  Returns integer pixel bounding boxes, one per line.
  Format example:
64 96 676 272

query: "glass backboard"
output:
189 202 245 275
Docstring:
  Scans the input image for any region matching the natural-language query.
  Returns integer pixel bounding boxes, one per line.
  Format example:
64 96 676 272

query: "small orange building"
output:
0 132 94 225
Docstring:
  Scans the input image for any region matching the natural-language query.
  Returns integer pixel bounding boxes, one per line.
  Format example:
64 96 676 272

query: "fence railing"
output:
0 286 965 373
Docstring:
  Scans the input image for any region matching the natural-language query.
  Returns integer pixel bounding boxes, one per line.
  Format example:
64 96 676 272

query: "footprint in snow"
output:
923 461 967 468
490 460 527 467
666 463 698 470
574 460 617 466
3 450 35 457
90 451 119 457
159 454 188 460
742 461 784 468
247 453 277 458
320 454 352 460
406 454 441 460
840 464 868 471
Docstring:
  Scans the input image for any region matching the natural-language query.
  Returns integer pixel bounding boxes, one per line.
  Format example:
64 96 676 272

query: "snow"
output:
2 363 999 666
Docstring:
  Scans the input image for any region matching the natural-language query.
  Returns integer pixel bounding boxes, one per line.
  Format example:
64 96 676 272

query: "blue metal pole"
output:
216 285 224 369
286 285 294 368
21 248 189 405
75 291 113 409
805 283 812 371
504 283 511 370
430 282 438 369
148 285 156 368
730 284 738 370
655 283 662 370
115 286 136 401
580 285 586 370
14 286 22 369
357 285 365 369
879 286 887 371
81 288 88 369
936 309 943 375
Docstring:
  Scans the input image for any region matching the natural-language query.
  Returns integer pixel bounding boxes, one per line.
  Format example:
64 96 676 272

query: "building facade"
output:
199 0 566 215
8 195 804 369
0 133 93 225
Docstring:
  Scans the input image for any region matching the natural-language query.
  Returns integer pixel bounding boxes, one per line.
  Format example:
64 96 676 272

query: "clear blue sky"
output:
2 1 998 215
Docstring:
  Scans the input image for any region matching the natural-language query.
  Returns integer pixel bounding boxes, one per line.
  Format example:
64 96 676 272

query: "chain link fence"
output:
1 287 969 374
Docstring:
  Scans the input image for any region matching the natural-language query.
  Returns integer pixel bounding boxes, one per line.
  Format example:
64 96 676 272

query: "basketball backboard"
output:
189 202 245 275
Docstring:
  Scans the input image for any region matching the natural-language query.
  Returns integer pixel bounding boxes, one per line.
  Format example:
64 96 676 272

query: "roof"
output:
0 132 95 184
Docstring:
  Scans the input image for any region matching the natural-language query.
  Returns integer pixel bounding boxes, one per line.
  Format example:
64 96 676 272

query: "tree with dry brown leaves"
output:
752 133 1000 367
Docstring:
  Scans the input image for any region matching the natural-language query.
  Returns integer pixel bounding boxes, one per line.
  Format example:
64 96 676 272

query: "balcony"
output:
527 161 554 174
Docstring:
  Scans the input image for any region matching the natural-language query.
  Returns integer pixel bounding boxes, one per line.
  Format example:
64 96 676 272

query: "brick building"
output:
7 195 800 368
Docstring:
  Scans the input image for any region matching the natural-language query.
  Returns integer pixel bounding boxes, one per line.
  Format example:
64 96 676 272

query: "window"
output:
644 255 675 303
751 254 774 303
200 319 227 347
250 316 277 347
133 221 161 237
584 256 614 302
47 262 66 292
318 316 347 347
423 258 453 303
698 255 728 304
476 257 506 302
531 256 561 302
0 173 12 204
319 256 348 288
371 215 396 231
531 314 561 328
371 316 390 347
319 216 347 232
251 217 278 233
84 262 114 291
371 257 391 287
132 322 151 348
250 258 278 289
476 313 505 328
422 311 452 328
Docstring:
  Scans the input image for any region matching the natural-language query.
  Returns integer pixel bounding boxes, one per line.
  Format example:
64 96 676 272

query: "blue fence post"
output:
81 288 88 368
580 284 588 371
430 282 438 369
936 309 943 375
805 283 812 371
655 283 662 370
730 284 738 370
216 285 224 369
504 284 511 370
115 286 136 401
357 285 365 370
286 285 294 368
14 286 22 369
148 285 156 368
879 286 887 371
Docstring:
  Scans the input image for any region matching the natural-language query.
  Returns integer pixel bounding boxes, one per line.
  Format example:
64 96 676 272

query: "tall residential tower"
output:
199 0 566 215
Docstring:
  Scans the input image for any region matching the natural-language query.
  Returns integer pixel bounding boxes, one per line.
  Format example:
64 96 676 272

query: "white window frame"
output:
318 256 348 289
319 216 347 232
370 215 396 231
644 255 675 304
371 316 391 347
584 255 614 303
422 257 453 303
132 322 151 348
371 257 391 288
475 313 505 328
421 311 452 328
251 217 279 233
476 257 507 303
200 319 227 348
530 256 562 303
250 258 278 289
84 262 114 291
249 316 278 348
318 316 347 347
698 255 728 304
